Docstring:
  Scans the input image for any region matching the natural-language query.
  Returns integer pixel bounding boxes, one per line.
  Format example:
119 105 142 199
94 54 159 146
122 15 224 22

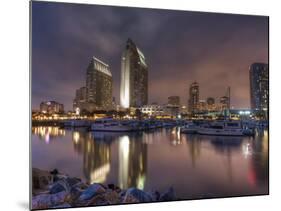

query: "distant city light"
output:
239 110 251 115
75 107 80 115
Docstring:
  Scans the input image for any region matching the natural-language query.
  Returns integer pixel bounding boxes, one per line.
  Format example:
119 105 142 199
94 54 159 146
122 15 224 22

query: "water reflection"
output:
70 130 111 184
70 129 148 188
119 134 147 190
32 127 269 198
170 127 182 146
32 126 65 144
249 131 269 188
185 135 202 168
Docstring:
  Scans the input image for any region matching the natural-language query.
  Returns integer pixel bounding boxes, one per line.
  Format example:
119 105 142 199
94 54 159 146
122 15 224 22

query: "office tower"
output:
249 63 269 111
188 82 199 113
73 86 87 111
198 100 207 112
120 38 148 108
168 96 180 106
86 56 113 111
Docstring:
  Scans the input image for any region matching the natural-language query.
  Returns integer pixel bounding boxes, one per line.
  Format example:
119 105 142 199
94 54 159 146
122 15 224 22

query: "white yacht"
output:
90 118 137 132
197 121 254 136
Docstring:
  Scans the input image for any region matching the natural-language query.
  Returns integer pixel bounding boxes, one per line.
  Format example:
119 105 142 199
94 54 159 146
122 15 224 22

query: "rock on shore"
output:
32 168 177 209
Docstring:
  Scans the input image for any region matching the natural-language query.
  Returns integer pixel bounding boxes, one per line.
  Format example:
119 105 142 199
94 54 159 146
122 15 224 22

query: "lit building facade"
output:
140 104 164 116
40 101 64 114
120 39 148 108
86 57 113 111
220 96 230 111
249 63 269 111
206 97 216 111
197 100 207 112
207 97 215 105
188 82 199 113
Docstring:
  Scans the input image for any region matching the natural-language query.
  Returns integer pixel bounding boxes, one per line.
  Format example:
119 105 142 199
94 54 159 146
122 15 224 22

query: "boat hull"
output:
197 129 245 136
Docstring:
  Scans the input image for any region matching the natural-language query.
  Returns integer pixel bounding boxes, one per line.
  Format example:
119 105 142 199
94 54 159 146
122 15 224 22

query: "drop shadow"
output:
17 201 29 210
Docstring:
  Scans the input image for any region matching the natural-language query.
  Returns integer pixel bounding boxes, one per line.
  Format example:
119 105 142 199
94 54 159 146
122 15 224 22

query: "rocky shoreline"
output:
32 168 177 209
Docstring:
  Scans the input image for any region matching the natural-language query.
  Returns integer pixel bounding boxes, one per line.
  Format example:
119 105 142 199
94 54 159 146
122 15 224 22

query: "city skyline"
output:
32 2 268 111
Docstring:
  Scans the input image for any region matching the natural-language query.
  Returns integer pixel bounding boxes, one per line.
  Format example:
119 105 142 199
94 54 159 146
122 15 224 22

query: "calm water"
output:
32 126 268 199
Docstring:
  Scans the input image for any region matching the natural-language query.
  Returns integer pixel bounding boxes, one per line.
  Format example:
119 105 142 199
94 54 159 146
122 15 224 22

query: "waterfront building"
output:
166 96 181 117
249 63 269 111
120 38 148 108
188 82 199 113
73 86 87 112
206 97 216 111
207 97 215 105
40 101 64 114
198 100 207 112
167 96 180 107
220 96 230 111
86 56 113 111
140 104 164 116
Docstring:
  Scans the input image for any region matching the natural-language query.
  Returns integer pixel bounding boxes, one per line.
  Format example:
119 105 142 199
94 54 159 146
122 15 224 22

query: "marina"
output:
57 118 264 137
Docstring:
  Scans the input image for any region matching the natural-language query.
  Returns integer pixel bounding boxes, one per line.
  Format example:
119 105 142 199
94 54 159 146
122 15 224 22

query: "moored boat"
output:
90 118 138 132
180 122 198 134
197 120 254 136
63 119 91 128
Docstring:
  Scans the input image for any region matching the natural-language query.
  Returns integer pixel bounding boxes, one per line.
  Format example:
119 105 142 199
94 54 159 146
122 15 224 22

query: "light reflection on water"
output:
32 126 268 199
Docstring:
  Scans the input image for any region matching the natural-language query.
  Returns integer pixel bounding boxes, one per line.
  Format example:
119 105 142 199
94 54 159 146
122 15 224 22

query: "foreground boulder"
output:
31 168 177 209
78 183 106 201
50 177 81 194
32 191 68 209
123 188 152 203
32 168 53 192
147 190 160 201
159 187 176 201
51 202 71 209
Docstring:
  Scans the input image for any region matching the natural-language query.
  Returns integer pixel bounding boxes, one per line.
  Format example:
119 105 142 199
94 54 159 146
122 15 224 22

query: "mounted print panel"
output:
30 1 269 210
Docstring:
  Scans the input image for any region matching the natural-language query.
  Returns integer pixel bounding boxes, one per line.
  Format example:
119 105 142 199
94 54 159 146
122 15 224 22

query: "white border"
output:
1 0 280 211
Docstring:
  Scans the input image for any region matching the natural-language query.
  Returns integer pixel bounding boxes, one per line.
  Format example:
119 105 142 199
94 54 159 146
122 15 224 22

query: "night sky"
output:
31 1 268 111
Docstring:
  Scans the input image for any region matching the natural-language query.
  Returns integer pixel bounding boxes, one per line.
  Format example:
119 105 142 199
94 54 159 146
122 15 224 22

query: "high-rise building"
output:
40 101 64 114
167 96 180 106
198 100 207 112
120 38 148 108
73 86 87 111
220 96 229 111
188 82 199 113
206 97 216 111
249 63 269 111
166 96 180 117
220 87 231 111
86 56 113 111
